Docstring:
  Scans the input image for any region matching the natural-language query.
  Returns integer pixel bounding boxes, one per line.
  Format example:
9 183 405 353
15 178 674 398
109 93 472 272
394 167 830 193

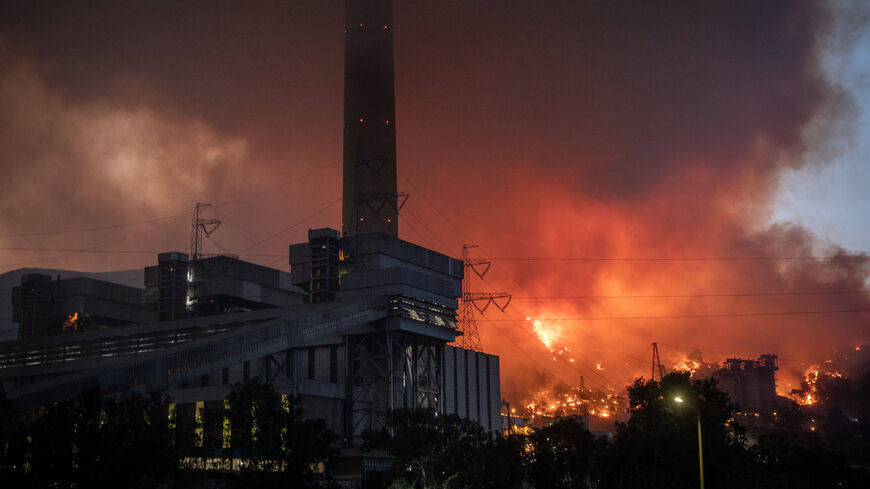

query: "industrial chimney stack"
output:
342 0 400 238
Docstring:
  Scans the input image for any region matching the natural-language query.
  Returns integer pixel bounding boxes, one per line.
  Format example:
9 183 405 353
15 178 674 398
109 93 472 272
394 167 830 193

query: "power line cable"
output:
397 174 867 389
237 196 341 253
478 308 870 322
477 284 622 390
480 319 582 389
402 207 453 256
0 215 188 271
489 256 868 262
0 213 189 239
212 162 338 209
210 207 263 242
397 175 648 390
496 314 622 390
0 247 284 257
400 215 441 253
511 290 868 299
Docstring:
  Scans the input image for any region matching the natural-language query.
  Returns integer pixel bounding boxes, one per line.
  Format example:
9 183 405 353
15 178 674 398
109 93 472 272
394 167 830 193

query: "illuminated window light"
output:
168 403 177 445
359 23 363 27
385 120 390 124
251 402 260 442
384 25 389 29
359 117 364 123
195 401 204 447
222 399 232 449
280 395 290 450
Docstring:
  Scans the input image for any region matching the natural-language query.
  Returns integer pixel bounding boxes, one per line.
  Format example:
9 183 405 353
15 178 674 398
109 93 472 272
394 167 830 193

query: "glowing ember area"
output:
789 363 847 406
62 312 79 333
523 386 626 420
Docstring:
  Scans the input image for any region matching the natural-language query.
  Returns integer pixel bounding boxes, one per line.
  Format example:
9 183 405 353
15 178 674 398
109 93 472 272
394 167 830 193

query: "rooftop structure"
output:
12 273 155 339
144 253 306 317
712 354 781 412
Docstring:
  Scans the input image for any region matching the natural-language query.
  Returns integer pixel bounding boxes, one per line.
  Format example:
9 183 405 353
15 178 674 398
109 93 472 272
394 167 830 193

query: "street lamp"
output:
674 396 704 489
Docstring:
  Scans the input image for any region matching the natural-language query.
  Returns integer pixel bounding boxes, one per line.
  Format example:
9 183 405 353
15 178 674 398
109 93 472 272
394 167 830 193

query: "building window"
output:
464 349 470 418
243 361 250 381
485 356 491 431
453 348 459 415
286 350 294 381
476 355 481 423
222 367 229 385
330 345 338 383
201 374 209 387
168 403 177 446
308 348 316 381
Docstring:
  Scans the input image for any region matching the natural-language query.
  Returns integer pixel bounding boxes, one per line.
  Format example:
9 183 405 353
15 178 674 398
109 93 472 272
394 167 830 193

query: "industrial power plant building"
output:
0 0 502 476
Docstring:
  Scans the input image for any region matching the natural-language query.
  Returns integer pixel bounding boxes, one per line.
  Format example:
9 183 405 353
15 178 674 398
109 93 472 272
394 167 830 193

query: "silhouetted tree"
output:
16 387 179 488
222 377 335 488
594 373 747 489
524 417 595 489
751 435 870 488
363 408 522 489
0 386 29 486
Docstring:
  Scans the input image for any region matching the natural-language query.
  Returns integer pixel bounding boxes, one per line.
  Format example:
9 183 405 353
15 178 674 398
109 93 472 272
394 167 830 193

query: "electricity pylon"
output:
651 342 665 382
190 203 222 274
188 203 221 312
457 244 511 352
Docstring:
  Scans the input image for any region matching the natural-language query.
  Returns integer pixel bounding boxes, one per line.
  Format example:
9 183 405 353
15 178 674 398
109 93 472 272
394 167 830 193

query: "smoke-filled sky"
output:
1 1 868 402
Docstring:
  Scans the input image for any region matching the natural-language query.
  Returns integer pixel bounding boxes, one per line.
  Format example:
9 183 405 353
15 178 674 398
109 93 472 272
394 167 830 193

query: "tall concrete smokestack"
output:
342 0 399 238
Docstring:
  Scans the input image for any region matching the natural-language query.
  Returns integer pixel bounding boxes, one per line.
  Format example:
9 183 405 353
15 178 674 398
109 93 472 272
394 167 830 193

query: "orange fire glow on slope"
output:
673 358 702 376
468 170 870 409
520 315 627 419
523 386 625 420
789 363 847 407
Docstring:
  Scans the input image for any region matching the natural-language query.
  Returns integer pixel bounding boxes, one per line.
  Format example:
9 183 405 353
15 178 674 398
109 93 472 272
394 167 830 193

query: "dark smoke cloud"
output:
0 1 867 401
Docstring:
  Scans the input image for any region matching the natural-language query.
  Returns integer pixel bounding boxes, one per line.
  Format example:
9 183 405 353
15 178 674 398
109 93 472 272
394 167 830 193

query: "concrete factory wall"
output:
444 345 501 434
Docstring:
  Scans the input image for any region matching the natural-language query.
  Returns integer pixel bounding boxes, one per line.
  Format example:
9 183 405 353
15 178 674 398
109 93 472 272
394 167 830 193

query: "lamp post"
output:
674 396 704 489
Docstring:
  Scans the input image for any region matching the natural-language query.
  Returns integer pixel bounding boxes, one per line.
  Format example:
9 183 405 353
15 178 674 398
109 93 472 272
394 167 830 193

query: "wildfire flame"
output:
523 386 626 420
790 363 847 406
673 358 702 376
520 317 627 421
62 312 79 333
531 318 561 352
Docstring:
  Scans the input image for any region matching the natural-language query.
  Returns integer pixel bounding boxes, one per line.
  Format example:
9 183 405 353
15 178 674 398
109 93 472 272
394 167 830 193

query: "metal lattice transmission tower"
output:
651 342 665 382
188 203 221 310
457 244 511 352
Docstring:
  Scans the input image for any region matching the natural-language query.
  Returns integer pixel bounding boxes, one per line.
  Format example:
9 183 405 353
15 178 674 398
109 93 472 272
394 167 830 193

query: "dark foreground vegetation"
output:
364 372 870 489
0 379 333 488
1 372 868 488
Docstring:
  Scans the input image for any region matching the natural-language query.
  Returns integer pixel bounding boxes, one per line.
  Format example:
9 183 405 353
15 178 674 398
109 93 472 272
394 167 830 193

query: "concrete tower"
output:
342 0 399 238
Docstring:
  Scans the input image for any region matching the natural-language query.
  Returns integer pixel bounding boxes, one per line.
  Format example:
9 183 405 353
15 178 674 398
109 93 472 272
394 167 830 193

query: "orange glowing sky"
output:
1 1 868 403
